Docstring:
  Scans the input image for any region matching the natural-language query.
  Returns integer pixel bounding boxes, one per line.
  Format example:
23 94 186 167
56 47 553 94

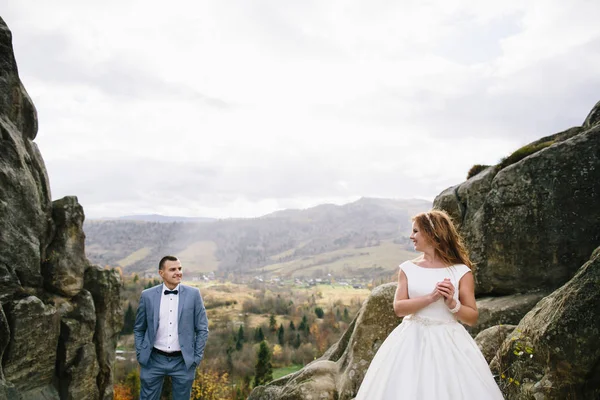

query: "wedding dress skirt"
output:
355 262 504 400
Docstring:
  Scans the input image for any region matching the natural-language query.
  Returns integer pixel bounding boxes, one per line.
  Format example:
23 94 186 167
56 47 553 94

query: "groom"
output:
134 255 209 399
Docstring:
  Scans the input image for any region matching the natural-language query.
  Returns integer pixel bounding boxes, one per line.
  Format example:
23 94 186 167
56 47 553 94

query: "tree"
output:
277 324 285 345
289 320 296 331
226 346 234 373
294 333 301 349
343 307 350 322
133 273 139 283
191 369 229 399
314 307 324 318
113 384 133 400
121 303 135 335
124 368 140 399
254 340 273 387
298 315 310 336
269 315 277 331
254 327 264 342
236 325 245 350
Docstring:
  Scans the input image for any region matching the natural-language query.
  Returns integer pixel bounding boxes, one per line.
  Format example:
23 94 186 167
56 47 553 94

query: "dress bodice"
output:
399 261 471 322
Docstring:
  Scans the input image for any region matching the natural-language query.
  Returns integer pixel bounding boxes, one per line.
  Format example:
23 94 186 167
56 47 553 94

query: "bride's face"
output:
409 221 432 252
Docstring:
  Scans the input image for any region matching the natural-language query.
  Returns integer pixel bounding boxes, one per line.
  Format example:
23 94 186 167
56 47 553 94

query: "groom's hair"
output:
159 255 179 270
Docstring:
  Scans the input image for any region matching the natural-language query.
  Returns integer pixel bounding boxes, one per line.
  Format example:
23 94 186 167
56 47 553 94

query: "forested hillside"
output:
84 198 429 277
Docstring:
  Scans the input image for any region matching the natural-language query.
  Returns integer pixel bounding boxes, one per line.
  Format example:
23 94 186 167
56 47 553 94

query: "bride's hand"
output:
428 286 442 303
436 278 456 307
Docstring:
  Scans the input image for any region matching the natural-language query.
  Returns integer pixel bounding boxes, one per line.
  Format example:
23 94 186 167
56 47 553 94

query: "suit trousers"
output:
140 350 196 400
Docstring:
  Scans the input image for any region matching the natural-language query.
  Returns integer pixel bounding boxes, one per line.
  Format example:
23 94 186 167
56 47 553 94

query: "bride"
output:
355 210 504 399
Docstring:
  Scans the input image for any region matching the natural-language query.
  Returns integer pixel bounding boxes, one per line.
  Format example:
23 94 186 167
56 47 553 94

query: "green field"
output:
256 240 418 278
272 364 303 380
178 240 220 273
117 247 152 268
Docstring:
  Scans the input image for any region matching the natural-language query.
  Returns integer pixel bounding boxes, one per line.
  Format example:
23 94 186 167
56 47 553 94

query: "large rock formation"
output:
85 266 123 400
468 292 546 336
42 197 87 297
0 17 122 399
490 247 600 399
434 103 600 296
474 324 516 364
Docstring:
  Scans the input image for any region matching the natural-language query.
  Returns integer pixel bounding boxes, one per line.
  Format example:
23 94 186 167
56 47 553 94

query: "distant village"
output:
141 269 367 289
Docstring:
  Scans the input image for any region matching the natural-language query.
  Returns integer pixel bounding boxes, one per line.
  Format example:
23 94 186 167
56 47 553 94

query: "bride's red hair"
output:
413 209 473 269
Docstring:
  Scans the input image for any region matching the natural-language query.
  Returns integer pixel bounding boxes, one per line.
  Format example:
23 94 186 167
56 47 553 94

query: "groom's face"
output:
160 259 183 288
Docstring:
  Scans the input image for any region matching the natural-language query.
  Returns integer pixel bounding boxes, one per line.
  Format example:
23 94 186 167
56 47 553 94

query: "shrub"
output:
466 164 491 180
498 141 553 170
191 369 230 400
314 307 324 318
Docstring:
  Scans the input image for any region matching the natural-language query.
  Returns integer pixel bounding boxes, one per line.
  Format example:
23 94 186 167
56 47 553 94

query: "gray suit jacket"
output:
134 284 209 369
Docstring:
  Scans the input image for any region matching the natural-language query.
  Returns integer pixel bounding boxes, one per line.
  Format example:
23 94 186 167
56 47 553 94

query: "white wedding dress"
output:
355 261 504 400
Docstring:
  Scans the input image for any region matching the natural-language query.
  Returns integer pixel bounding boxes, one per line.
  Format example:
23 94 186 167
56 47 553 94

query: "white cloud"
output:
2 0 599 218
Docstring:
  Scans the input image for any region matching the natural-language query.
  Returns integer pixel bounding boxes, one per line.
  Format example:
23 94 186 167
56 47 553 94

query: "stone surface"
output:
434 112 600 296
2 296 60 392
42 196 87 297
56 290 99 400
0 17 122 399
474 324 516 364
491 248 600 399
468 292 546 336
0 304 8 381
0 16 52 294
249 283 401 400
59 343 100 400
583 100 600 130
84 265 123 400
0 382 19 400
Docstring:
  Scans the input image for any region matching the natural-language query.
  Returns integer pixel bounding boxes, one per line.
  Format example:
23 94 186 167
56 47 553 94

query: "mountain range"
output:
83 197 430 278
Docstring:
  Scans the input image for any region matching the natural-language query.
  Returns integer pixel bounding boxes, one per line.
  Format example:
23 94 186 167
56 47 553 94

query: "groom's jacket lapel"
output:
153 285 161 333
178 285 187 323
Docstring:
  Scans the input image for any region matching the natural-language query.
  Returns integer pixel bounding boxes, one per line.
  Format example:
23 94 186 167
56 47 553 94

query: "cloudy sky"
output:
3 0 599 218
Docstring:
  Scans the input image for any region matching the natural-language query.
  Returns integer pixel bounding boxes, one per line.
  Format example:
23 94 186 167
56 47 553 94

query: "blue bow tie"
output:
164 289 178 295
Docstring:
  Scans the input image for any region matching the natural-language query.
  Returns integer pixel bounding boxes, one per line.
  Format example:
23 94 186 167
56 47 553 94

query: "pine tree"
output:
277 324 285 345
298 315 307 331
294 333 301 349
289 320 296 331
254 340 273 387
314 307 324 318
254 327 265 342
343 307 350 322
298 315 310 336
226 346 234 372
236 325 245 350
121 303 135 335
269 315 277 331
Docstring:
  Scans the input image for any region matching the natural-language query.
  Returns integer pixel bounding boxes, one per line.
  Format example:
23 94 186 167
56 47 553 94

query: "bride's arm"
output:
446 273 478 326
393 270 440 317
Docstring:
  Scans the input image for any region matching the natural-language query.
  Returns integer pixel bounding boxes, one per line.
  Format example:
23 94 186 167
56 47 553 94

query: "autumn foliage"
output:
191 369 230 400
113 383 134 400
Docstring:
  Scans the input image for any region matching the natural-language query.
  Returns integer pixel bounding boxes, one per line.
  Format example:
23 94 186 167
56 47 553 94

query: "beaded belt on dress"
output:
404 315 457 326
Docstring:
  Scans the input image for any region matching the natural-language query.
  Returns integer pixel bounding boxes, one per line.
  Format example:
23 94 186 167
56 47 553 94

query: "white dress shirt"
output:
154 283 181 352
